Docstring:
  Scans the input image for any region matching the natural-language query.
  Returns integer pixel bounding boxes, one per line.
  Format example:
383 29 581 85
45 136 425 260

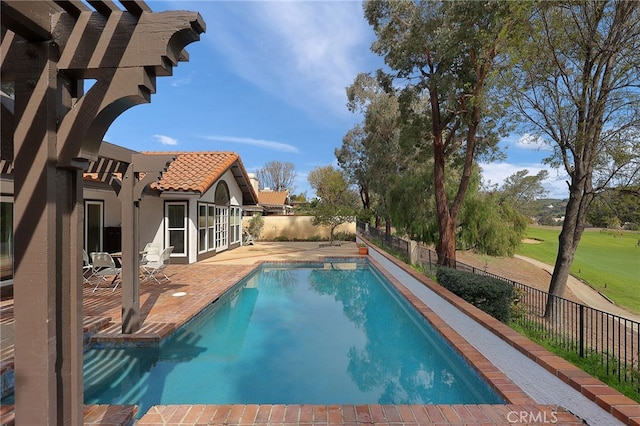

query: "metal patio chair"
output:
141 246 174 284
91 252 122 292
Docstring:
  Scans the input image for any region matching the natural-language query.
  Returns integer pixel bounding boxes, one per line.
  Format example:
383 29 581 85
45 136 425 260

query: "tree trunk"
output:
432 124 456 267
545 174 593 318
436 214 456 267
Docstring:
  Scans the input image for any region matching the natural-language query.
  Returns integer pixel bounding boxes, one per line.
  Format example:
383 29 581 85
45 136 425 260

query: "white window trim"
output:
165 201 188 258
197 202 218 254
230 206 242 244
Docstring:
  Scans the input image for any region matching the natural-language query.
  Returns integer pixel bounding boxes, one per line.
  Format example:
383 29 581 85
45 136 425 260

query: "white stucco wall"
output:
83 187 121 227
137 174 245 263
242 215 356 240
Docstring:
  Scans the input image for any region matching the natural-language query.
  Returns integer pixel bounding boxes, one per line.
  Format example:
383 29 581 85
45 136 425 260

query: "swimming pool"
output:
83 260 503 414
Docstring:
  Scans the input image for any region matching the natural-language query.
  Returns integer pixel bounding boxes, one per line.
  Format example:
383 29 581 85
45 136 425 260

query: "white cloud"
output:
201 135 300 153
479 162 569 199
171 76 192 87
154 134 178 146
515 133 552 151
200 1 377 120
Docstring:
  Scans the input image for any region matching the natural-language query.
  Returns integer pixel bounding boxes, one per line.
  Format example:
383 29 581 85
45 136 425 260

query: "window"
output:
230 206 242 244
1 199 13 283
198 204 207 252
165 202 187 257
198 202 217 253
85 201 103 254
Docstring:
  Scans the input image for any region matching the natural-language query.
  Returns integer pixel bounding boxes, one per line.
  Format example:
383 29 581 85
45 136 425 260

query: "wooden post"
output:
13 40 84 425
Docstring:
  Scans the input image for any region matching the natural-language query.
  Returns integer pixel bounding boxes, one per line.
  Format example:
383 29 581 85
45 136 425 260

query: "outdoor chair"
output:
242 230 255 245
141 242 162 264
91 252 122 292
82 249 97 284
141 246 174 284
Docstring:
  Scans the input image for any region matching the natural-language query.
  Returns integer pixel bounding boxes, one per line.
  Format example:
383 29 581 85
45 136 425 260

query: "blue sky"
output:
105 1 567 199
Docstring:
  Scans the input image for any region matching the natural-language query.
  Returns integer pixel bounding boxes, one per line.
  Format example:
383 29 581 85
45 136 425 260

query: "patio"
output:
1 241 637 425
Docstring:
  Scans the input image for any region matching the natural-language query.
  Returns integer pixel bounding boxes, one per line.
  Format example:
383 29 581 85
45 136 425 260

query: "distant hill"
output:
531 198 568 225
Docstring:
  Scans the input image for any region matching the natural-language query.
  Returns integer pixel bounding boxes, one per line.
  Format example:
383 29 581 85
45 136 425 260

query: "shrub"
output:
334 231 356 241
436 267 514 323
247 214 264 239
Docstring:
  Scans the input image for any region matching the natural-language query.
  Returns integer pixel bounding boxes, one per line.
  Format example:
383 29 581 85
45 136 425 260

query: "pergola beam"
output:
119 0 151 16
0 1 62 40
87 0 120 16
53 0 91 18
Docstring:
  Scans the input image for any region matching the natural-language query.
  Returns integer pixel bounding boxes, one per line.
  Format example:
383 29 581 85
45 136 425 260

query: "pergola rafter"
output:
0 1 205 424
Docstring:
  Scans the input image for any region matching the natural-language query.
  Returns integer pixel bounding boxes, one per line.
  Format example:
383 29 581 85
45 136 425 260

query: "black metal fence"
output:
357 220 640 393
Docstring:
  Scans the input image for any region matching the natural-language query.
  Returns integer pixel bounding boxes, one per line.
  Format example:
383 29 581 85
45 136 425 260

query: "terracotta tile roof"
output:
143 152 240 194
258 190 289 206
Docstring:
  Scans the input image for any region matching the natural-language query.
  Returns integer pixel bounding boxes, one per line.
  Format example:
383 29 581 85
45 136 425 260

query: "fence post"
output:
409 240 417 265
579 304 585 358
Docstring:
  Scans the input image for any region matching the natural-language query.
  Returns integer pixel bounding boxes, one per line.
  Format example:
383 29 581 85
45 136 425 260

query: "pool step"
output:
91 321 177 348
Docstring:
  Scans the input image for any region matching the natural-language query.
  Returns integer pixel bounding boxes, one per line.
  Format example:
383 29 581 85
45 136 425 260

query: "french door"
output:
215 206 228 252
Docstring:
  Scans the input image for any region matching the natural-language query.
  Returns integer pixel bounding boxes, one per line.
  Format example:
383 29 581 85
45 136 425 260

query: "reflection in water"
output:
308 268 498 404
83 263 501 411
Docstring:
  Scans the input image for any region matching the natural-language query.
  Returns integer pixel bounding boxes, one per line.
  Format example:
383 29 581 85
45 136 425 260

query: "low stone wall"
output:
242 215 355 241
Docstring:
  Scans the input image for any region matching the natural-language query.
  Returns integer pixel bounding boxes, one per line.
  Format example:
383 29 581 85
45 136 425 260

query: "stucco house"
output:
139 151 258 264
1 147 259 288
256 189 293 215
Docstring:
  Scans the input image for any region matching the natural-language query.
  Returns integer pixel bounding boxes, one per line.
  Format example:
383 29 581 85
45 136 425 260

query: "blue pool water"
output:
83 261 503 413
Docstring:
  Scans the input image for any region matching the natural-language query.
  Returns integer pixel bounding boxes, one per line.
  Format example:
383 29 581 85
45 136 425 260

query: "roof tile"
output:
258 190 289 206
143 152 239 194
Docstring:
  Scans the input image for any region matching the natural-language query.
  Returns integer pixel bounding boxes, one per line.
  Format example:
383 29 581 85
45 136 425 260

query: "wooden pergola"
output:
0 1 205 424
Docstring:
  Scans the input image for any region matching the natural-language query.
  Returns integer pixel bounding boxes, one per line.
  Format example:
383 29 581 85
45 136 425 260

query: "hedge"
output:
436 267 514 323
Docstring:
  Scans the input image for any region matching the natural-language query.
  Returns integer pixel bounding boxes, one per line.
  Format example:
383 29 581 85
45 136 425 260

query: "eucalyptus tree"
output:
510 1 640 303
498 169 549 218
337 72 402 233
256 161 297 192
364 0 529 266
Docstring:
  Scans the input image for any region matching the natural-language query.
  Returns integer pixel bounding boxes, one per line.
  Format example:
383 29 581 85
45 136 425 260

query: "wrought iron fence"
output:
357 220 640 393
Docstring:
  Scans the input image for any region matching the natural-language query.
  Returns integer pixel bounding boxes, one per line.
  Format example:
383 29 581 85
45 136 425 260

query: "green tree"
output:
308 166 359 245
588 187 640 229
337 72 403 233
509 1 640 306
458 192 528 257
498 169 549 218
364 0 528 266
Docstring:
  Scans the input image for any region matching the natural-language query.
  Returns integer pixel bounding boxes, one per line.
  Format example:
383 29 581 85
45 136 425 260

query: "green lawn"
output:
517 226 640 314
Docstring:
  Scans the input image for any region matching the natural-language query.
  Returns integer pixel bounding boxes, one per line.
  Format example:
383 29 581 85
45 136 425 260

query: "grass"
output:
517 226 640 313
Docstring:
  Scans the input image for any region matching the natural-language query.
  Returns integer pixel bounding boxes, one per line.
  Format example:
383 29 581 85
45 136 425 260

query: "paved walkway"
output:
1 241 638 425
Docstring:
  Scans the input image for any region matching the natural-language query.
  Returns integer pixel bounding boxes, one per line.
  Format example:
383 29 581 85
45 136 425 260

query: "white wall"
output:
83 187 120 227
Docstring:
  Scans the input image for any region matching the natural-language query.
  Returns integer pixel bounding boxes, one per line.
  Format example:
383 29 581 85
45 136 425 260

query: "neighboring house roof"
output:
144 151 259 204
258 190 289 206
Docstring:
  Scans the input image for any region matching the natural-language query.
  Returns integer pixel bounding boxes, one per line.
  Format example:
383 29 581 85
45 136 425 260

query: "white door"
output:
215 206 228 252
